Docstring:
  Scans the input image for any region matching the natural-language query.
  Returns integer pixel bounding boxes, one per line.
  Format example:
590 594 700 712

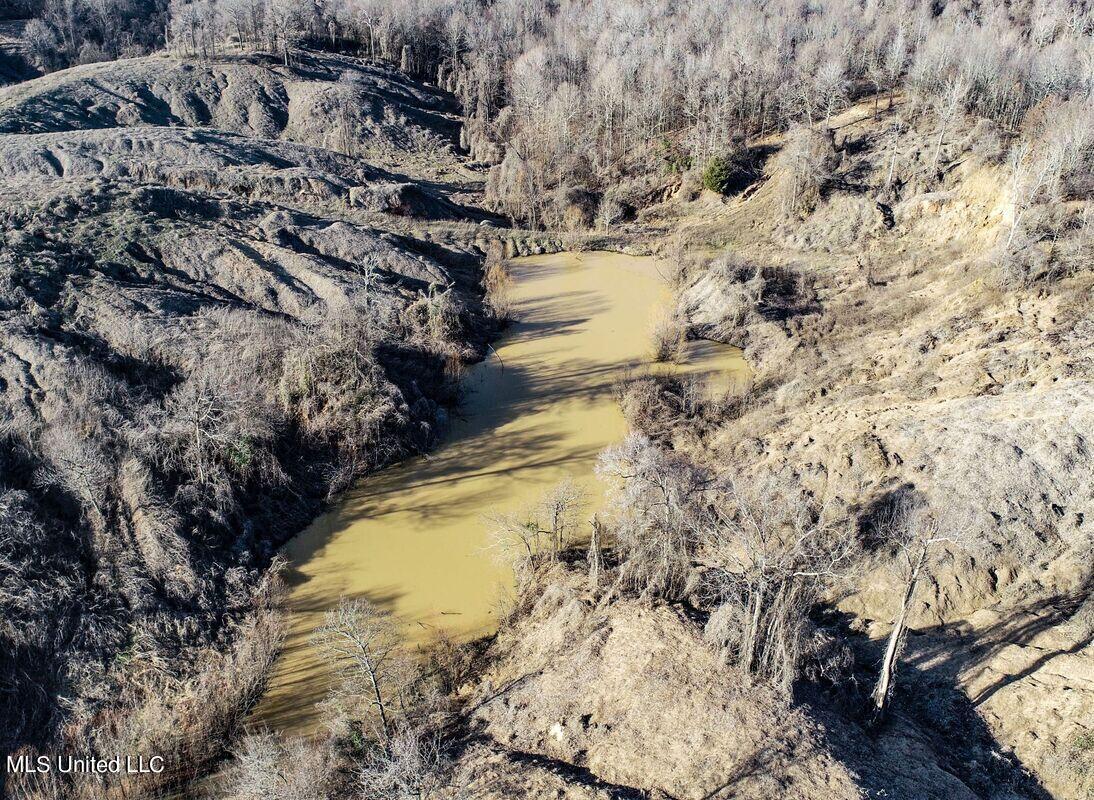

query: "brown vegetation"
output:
648 308 688 363
10 573 283 799
2 0 1092 797
664 88 1092 798
0 44 490 798
222 597 456 800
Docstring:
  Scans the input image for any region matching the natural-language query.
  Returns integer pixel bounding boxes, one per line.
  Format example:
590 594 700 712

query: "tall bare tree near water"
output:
313 597 404 748
703 472 858 697
596 434 715 601
310 598 449 797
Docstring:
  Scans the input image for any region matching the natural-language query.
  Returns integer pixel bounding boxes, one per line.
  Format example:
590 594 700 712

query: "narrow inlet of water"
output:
250 251 748 734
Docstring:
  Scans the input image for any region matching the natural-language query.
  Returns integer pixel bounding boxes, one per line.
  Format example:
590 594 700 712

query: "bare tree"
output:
777 126 838 219
221 0 261 49
311 598 449 797
814 59 847 126
929 76 969 172
882 28 907 111
588 515 605 590
22 18 63 70
538 478 587 561
866 51 887 121
36 422 113 526
595 434 714 601
312 597 406 748
702 472 857 696
264 0 305 66
168 0 208 57
868 496 972 720
488 478 587 588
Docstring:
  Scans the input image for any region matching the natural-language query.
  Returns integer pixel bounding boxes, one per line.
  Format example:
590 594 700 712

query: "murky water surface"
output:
251 252 747 733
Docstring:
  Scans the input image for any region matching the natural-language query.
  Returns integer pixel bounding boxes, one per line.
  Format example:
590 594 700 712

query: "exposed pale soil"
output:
670 102 1094 798
2 48 1090 800
438 101 1091 799
444 567 1054 800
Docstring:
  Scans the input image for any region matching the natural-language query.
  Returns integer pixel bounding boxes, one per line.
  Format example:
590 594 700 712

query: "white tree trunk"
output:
871 545 927 718
588 517 604 590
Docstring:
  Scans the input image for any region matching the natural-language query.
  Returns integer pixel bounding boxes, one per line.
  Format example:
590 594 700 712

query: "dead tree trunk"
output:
588 516 604 590
870 542 928 720
339 628 394 750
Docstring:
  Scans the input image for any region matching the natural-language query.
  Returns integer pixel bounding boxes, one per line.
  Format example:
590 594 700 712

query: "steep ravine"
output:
0 48 496 799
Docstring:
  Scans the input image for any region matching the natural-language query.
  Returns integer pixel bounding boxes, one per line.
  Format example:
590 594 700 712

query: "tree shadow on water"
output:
249 581 406 735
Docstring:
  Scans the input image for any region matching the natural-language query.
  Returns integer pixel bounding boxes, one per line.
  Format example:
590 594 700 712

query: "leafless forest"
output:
10 0 1093 255
1 0 1092 798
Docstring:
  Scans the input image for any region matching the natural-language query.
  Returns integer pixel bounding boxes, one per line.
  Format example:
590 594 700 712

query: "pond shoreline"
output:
248 251 747 736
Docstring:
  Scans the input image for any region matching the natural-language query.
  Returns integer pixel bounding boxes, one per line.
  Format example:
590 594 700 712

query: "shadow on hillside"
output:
900 580 1093 705
801 583 1093 800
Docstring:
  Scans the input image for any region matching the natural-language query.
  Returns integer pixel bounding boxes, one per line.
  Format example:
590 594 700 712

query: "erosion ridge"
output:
0 47 493 798
0 49 461 176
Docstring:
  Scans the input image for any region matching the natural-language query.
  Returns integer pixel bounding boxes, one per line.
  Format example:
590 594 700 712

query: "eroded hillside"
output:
0 50 462 176
1 1 1091 797
674 100 1092 796
0 48 494 799
419 100 1093 800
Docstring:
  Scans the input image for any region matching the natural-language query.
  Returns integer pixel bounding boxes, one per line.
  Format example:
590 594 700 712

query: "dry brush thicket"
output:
659 25 1091 800
185 0 1094 226
17 0 1090 224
